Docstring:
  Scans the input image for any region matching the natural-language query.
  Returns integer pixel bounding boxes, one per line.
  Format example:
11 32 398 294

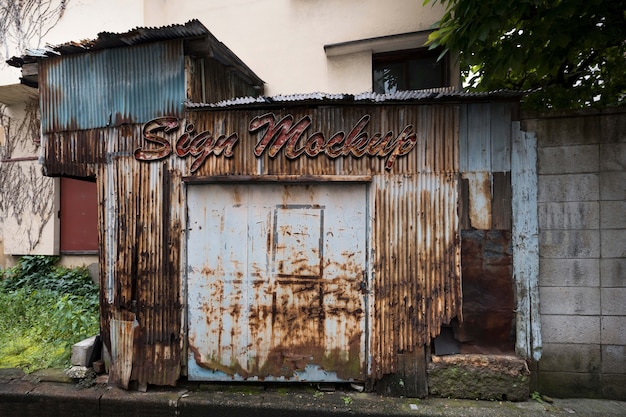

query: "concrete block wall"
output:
523 108 626 400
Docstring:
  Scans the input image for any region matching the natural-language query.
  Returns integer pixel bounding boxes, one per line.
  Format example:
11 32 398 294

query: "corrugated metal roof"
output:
186 87 523 109
8 20 207 64
7 19 264 88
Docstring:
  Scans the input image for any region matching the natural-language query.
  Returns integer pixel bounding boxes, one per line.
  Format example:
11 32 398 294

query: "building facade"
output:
1 1 624 400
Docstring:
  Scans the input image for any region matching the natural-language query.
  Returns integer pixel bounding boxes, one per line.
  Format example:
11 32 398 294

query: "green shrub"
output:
0 256 100 373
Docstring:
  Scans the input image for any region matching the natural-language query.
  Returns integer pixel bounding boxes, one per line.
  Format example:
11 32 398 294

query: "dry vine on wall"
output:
0 1 69 253
0 0 69 64
0 100 55 252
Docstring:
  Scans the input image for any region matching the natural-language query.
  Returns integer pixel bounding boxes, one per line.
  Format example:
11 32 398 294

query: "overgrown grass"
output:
0 256 99 373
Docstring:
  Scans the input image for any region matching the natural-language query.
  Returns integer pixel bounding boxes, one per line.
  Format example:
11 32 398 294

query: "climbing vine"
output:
0 0 69 65
0 100 54 252
0 0 67 253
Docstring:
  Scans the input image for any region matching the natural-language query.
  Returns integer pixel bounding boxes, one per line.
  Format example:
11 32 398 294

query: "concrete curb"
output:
0 369 625 417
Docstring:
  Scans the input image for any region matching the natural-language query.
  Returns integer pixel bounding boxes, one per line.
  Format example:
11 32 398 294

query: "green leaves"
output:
0 256 99 373
424 0 626 109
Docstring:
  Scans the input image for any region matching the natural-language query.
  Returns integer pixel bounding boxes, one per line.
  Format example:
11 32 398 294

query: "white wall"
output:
143 0 444 95
0 0 145 86
2 0 443 93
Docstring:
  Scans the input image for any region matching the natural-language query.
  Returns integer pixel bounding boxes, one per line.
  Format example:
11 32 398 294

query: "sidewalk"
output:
1 368 625 417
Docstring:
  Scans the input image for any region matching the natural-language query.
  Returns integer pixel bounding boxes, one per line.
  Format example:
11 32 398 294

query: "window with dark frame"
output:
373 48 449 94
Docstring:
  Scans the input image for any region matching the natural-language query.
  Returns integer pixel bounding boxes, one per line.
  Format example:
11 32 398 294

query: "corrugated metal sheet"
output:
96 126 185 387
39 41 185 133
185 88 523 109
370 176 460 377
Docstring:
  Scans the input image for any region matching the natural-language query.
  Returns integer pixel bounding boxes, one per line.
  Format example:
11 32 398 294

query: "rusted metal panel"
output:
42 129 108 177
186 183 368 381
458 229 514 353
97 124 184 387
109 314 137 389
461 172 493 230
370 173 461 378
39 41 185 134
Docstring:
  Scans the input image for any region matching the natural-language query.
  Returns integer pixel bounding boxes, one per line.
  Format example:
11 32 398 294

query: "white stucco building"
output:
0 0 454 266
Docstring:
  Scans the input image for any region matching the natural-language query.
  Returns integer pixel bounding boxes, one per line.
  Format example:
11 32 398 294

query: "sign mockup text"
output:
134 113 418 172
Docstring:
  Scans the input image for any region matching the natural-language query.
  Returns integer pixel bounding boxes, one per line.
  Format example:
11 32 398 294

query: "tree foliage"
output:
425 0 626 110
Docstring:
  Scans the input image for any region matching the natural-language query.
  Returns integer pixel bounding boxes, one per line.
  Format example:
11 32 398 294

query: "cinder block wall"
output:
522 108 626 400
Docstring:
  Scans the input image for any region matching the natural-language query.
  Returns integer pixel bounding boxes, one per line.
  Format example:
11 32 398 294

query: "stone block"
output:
538 145 599 174
65 366 93 379
540 258 599 287
541 315 600 344
533 115 601 147
601 229 626 258
539 201 599 230
602 374 626 400
602 288 626 315
600 143 626 171
601 201 626 229
71 335 98 367
427 354 530 401
601 259 626 287
540 287 600 315
600 113 626 143
538 174 599 202
601 316 626 345
536 371 601 398
100 385 182 417
538 343 600 373
540 229 600 258
600 172 626 200
601 345 626 374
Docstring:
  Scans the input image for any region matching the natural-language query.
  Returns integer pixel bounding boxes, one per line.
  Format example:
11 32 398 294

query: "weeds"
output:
0 256 99 373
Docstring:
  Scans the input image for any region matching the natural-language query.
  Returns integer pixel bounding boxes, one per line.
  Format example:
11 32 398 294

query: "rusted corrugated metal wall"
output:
96 128 186 387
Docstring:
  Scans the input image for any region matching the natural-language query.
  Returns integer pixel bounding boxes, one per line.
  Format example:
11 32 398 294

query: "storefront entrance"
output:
186 183 368 381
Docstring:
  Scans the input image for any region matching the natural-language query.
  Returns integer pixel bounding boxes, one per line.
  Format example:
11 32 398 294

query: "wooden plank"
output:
511 123 541 361
459 176 470 230
492 172 512 230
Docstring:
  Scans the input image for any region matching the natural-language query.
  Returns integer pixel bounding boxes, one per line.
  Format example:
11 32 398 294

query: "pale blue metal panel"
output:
490 103 512 172
40 41 185 133
459 102 512 173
